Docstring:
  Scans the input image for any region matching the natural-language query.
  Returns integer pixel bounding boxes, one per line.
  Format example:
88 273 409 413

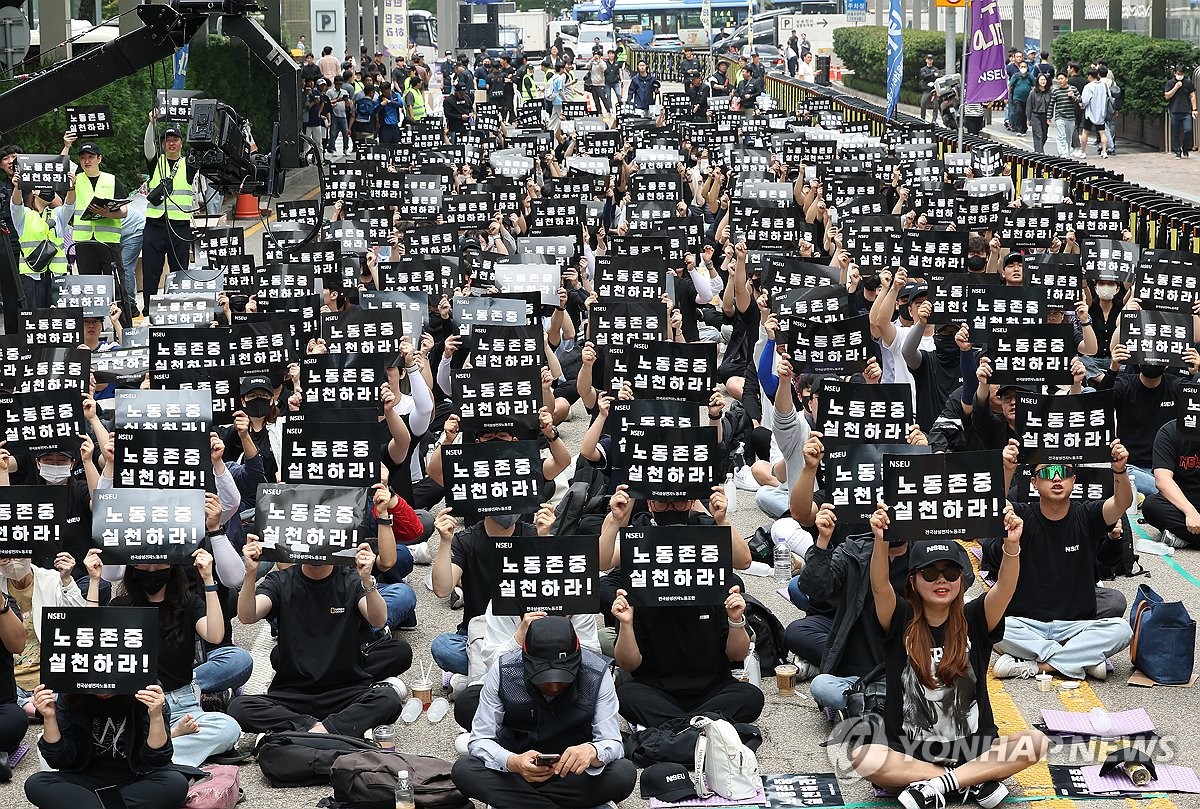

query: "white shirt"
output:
797 60 816 83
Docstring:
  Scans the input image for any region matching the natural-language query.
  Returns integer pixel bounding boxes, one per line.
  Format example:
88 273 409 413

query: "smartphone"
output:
95 787 129 809
535 753 561 766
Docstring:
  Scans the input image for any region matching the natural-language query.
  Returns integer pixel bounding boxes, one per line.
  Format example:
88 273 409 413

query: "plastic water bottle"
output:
723 473 738 514
774 538 792 585
744 643 762 689
1127 473 1138 517
395 769 415 809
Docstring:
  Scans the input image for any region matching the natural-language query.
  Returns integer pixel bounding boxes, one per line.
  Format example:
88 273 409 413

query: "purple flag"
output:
965 0 1008 104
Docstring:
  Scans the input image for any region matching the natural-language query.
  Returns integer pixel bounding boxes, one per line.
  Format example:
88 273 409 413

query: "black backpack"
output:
254 731 379 788
1096 512 1146 579
623 712 762 768
554 455 611 536
717 400 752 476
743 593 789 671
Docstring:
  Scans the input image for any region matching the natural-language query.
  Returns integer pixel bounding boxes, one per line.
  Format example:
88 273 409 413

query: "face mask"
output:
1139 364 1167 379
0 559 32 580
966 255 987 272
38 462 72 484
128 567 171 594
490 513 520 529
897 303 912 322
1095 284 1119 301
244 398 271 418
1177 75 1185 82
37 188 55 203
652 509 690 526
934 334 959 360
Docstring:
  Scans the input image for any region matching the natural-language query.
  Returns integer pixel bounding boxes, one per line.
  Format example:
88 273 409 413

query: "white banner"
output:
381 0 410 59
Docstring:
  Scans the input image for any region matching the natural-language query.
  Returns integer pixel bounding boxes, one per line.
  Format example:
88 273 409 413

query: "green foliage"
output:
832 25 962 93
185 34 278 156
1051 30 1200 120
0 59 173 190
841 73 926 107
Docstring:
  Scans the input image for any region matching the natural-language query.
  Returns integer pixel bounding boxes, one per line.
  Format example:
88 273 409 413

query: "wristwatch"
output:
546 427 562 442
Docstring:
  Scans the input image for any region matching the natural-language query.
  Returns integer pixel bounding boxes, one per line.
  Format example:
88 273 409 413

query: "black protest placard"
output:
149 326 231 376
731 199 808 250
827 443 932 526
587 299 668 389
443 192 493 229
92 488 205 564
963 175 1014 200
229 319 297 376
623 425 717 502
1121 310 1195 368
1019 177 1068 207
0 389 83 455
196 227 244 261
113 389 211 431
276 200 321 228
883 451 1005 542
489 148 535 179
403 223 458 256
610 400 703 451
1010 465 1113 503
1083 238 1139 282
491 537 601 616
0 346 90 395
494 260 560 306
614 341 717 403
967 285 1047 337
470 325 543 370
1072 201 1129 238
443 440 542 519
986 323 1075 386
322 308 420 354
629 172 683 203
762 256 840 302
1024 253 1082 310
825 172 879 209
453 365 541 431
15 154 70 191
113 429 212 491
619 525 732 608
817 380 913 444
380 255 451 296
253 263 319 301
530 199 585 234
775 284 849 331
841 215 900 270
738 180 793 206
149 294 217 327
92 348 150 387
281 418 386 486
0 486 69 558
1135 250 1200 315
1016 390 1115 464
454 295 530 333
66 104 114 138
166 267 223 295
926 273 994 324
20 308 83 346
301 354 381 407
42 607 157 694
211 255 257 294
786 315 871 376
970 143 1003 177
155 89 203 121
52 275 114 317
1000 206 1059 250
1180 383 1200 439
324 221 370 256
594 257 666 300
254 484 368 565
892 230 968 274
762 773 845 808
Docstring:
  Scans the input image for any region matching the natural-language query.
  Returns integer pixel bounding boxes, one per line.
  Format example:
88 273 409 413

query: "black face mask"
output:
1139 364 1167 379
128 567 171 595
244 398 271 418
934 334 959 361
966 255 987 272
897 303 912 321
653 509 691 526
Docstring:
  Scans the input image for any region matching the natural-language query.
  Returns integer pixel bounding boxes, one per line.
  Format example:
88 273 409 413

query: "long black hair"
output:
111 566 193 649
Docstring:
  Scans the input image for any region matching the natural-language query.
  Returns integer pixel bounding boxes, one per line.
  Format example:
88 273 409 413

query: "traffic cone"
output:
234 193 261 220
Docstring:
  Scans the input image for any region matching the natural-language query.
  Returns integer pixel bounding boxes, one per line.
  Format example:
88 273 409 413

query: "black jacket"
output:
40 697 175 775
919 64 941 89
443 94 474 132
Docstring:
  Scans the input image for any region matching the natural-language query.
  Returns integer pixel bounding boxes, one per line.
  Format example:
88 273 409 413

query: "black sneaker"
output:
0 751 10 783
899 782 944 809
963 781 1008 808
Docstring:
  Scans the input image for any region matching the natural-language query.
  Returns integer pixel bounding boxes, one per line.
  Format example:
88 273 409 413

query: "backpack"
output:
254 731 379 788
554 456 611 536
1110 81 1123 112
1104 85 1117 123
717 401 752 476
185 764 242 809
742 593 789 670
623 712 762 768
1096 512 1146 579
691 715 761 800
330 750 471 809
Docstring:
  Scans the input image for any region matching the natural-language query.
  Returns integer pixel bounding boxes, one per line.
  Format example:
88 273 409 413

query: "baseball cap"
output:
908 540 970 574
522 616 581 686
898 282 929 301
161 127 182 141
317 77 329 86
996 383 1031 398
926 53 935 59
239 375 273 396
641 763 700 802
79 143 101 156
1003 251 1024 266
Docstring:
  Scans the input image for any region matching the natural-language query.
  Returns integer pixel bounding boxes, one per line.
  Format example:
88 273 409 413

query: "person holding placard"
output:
9 167 75 311
1142 416 1200 549
70 143 129 307
849 504 1047 809
24 682 188 809
0 570 32 782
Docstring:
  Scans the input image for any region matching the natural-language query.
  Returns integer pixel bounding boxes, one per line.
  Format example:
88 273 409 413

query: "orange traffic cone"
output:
234 193 261 220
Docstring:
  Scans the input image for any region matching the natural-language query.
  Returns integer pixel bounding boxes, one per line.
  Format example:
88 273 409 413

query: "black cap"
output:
1003 251 1024 266
523 616 580 685
996 383 1031 397
641 763 699 802
161 127 182 142
79 143 101 156
239 375 273 396
908 540 969 573
898 282 929 301
926 53 935 59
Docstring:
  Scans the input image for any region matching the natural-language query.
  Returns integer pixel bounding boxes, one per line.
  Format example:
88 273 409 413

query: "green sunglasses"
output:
1034 464 1076 481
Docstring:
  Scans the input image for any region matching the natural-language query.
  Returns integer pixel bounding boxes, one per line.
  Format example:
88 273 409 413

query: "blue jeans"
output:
1054 117 1074 156
787 575 811 612
327 116 350 151
1127 465 1158 497
163 682 242 767
379 582 417 629
810 673 859 711
195 645 254 694
120 222 143 314
1171 112 1194 155
755 483 791 519
995 617 1133 680
431 630 468 674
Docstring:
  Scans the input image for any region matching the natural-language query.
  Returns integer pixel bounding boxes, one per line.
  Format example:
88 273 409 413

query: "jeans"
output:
326 116 350 151
787 575 810 612
1105 118 1116 151
379 582 417 629
1127 465 1158 497
810 673 859 711
1030 113 1048 153
1171 112 1194 155
163 682 242 767
194 645 254 694
120 215 144 316
431 630 469 674
1054 117 1075 156
995 617 1133 680
755 483 791 519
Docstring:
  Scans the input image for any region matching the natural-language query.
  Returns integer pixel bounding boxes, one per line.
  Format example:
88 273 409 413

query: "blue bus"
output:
571 0 758 48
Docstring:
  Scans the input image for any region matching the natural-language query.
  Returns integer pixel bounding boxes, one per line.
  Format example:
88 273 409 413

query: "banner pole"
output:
958 0 970 151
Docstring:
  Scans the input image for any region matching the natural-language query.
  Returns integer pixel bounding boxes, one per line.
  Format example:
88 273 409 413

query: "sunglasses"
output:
1034 464 1076 481
917 564 963 583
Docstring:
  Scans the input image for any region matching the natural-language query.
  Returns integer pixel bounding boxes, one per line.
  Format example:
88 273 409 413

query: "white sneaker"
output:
376 676 408 702
1162 530 1190 549
733 466 762 492
1086 661 1109 681
408 540 433 564
455 731 470 755
794 659 820 681
448 673 469 700
992 653 1040 679
1070 149 1085 158
449 586 465 610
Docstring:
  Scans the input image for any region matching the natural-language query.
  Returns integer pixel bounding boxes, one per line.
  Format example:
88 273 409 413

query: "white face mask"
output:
1095 284 1119 301
38 462 72 484
0 559 32 580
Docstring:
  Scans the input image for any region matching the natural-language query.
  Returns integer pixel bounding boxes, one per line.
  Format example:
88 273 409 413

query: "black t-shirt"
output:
450 521 539 634
1167 76 1196 114
674 270 701 343
721 295 760 373
1107 373 1182 468
1008 500 1106 622
31 478 93 577
883 595 1001 764
219 423 277 484
156 594 205 693
88 697 133 772
257 566 372 691
628 597 732 698
1154 420 1200 502
0 597 21 703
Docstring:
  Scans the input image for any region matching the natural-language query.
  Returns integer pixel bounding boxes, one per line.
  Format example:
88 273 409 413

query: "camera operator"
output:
141 111 196 318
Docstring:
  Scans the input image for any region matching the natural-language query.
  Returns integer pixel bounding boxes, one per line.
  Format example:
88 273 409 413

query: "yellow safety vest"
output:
146 155 193 221
72 171 122 243
406 79 426 121
18 206 67 276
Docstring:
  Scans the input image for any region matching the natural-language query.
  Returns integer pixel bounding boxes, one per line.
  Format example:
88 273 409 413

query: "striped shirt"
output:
1048 85 1079 120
